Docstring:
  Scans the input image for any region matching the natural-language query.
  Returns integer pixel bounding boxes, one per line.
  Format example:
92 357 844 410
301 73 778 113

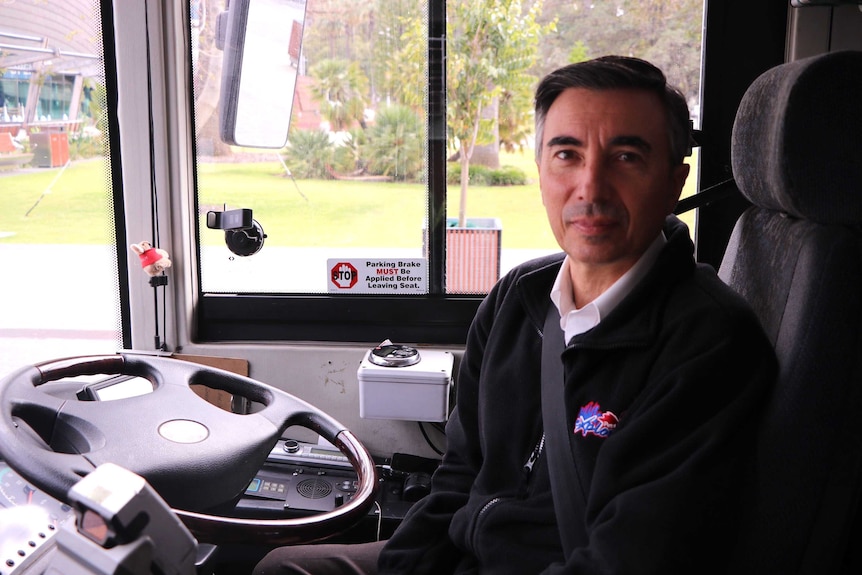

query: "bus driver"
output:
255 55 777 575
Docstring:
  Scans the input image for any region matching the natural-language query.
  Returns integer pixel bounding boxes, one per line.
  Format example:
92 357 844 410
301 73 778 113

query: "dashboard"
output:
0 462 75 520
0 461 76 574
0 436 430 574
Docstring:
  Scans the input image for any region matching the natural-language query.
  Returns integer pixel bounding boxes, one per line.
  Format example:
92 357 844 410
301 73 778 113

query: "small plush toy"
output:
130 241 172 276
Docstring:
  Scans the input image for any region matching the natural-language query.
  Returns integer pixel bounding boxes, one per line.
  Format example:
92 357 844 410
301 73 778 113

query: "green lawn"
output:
0 160 116 244
0 151 697 249
195 154 559 250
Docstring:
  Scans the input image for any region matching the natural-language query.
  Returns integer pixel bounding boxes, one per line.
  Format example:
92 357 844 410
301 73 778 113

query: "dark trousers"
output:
253 540 385 575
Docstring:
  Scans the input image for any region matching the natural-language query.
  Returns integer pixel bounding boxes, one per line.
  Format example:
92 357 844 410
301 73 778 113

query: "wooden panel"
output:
173 353 249 412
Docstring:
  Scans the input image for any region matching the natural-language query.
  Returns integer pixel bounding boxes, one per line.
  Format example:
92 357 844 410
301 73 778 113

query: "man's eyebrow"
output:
610 135 652 152
544 134 653 152
546 135 583 148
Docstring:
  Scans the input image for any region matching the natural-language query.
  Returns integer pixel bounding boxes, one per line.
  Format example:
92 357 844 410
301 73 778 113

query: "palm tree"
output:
309 59 369 131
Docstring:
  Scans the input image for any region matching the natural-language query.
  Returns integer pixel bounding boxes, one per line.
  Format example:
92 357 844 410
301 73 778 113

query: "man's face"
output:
537 88 689 279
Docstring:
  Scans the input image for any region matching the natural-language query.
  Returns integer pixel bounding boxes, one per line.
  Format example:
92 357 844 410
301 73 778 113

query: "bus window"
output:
444 0 704 290
0 1 125 374
194 0 428 295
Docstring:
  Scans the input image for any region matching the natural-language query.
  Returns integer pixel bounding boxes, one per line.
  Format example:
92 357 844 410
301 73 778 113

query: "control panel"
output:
235 464 365 516
233 439 437 535
266 438 353 469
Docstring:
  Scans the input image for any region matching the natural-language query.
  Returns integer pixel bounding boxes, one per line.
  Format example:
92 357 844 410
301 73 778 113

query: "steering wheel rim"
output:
0 353 378 545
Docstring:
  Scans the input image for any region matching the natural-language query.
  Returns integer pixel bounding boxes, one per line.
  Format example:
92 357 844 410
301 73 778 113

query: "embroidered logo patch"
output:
574 401 619 438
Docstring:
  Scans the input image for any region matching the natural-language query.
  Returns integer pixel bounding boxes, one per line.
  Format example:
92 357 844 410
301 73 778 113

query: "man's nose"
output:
575 158 608 203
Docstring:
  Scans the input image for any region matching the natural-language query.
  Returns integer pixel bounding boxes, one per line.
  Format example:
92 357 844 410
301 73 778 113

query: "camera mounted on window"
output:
206 208 266 257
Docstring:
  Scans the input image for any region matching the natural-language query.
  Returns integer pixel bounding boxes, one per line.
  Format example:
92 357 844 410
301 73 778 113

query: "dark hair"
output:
534 55 691 165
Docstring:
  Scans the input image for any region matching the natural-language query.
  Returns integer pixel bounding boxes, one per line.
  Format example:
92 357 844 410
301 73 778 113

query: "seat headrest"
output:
731 50 862 224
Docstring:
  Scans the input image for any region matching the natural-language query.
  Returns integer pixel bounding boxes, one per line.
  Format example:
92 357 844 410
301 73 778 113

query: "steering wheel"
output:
0 353 378 545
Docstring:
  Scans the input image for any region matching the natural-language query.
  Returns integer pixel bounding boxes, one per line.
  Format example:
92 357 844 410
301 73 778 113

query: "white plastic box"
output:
357 349 454 422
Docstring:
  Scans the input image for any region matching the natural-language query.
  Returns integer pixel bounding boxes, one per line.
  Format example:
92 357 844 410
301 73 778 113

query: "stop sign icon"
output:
331 261 358 289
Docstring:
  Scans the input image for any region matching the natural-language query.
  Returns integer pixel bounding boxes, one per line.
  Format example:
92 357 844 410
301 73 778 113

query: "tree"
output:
368 0 423 108
309 59 370 131
623 0 704 100
302 0 373 61
192 0 230 157
447 0 552 227
531 0 703 105
382 4 427 110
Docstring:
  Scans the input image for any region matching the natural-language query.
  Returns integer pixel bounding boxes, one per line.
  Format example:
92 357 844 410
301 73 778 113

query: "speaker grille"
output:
297 478 332 499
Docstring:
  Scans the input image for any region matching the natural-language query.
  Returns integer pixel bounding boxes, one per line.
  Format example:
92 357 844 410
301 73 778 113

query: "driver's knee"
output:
253 540 385 575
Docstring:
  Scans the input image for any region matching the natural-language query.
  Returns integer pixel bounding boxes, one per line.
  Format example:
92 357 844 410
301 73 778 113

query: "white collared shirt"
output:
550 233 667 344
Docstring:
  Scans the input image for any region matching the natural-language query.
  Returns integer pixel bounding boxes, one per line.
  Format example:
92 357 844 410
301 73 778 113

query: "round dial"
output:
0 462 75 526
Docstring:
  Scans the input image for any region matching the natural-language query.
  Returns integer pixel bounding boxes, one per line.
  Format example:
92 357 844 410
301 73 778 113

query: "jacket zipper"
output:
478 496 502 521
474 434 547 553
479 434 545 521
523 432 545 476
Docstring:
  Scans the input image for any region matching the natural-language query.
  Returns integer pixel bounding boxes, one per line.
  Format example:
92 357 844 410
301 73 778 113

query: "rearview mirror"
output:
217 0 308 148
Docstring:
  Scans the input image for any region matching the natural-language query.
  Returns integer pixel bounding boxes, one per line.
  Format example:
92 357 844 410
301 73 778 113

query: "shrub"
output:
283 129 334 179
330 128 366 174
362 105 424 181
68 132 105 160
489 165 527 186
447 163 489 185
446 163 526 186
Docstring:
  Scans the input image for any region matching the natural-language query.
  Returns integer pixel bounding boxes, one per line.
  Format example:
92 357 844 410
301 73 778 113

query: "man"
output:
255 55 776 575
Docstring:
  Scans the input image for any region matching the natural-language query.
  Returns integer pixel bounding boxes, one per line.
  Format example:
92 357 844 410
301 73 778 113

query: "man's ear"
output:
668 162 690 210
537 158 547 206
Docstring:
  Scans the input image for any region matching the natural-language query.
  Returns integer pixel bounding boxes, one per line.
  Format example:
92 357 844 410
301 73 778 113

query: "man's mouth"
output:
571 217 617 235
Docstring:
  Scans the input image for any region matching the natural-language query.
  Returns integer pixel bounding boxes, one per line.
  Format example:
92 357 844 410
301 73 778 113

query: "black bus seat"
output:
719 50 862 573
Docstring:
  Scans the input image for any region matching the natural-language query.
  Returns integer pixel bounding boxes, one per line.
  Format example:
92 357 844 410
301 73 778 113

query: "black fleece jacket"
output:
378 216 776 574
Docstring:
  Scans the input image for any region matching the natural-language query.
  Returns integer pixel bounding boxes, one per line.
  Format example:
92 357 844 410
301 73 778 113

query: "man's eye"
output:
553 149 574 160
618 151 641 163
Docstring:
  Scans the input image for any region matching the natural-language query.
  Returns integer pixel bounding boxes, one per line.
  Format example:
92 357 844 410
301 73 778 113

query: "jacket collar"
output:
517 215 696 346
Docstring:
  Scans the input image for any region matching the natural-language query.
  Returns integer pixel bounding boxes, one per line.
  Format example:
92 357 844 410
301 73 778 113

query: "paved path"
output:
0 244 120 377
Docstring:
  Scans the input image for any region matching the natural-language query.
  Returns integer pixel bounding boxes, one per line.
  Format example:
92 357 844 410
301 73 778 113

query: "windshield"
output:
192 0 704 297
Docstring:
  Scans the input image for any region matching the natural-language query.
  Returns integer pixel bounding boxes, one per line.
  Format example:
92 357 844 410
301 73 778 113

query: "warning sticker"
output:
327 258 427 294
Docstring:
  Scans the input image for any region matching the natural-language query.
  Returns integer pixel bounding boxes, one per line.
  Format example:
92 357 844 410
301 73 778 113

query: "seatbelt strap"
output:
541 303 587 554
